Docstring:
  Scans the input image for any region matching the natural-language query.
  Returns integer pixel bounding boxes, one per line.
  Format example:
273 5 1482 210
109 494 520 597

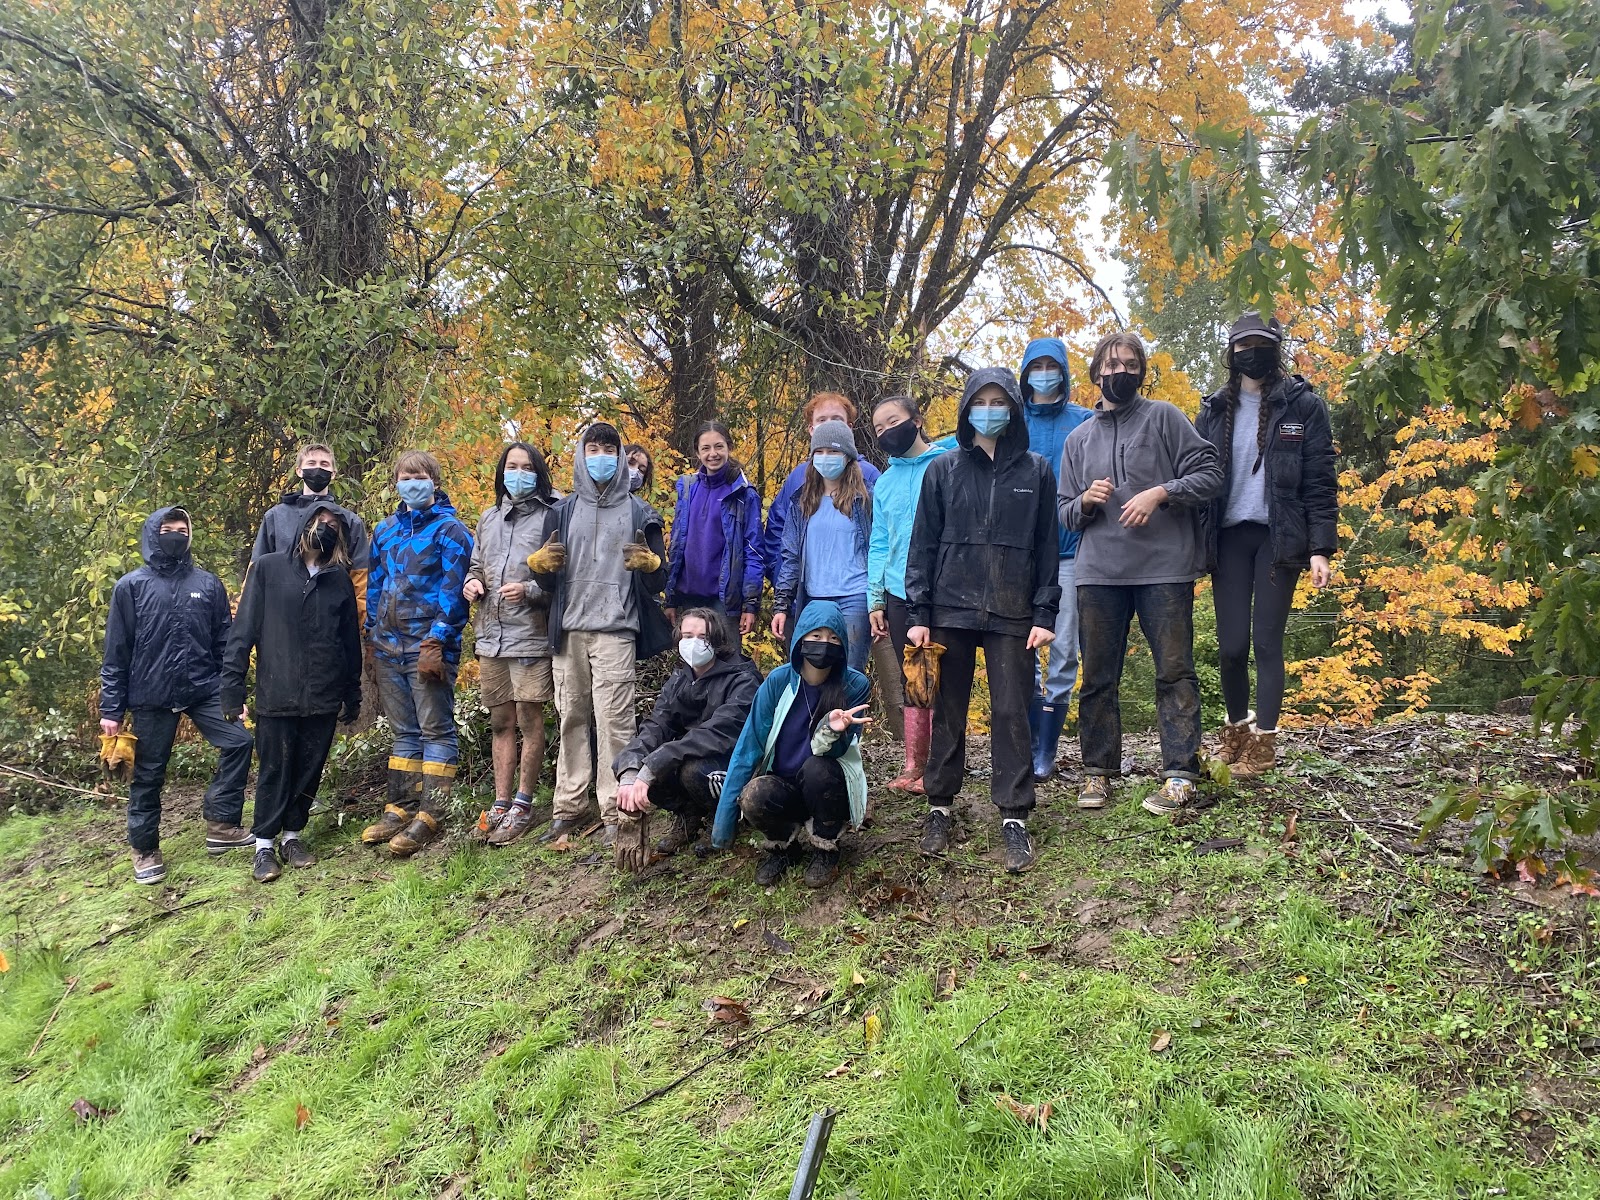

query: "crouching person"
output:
613 609 762 858
362 451 473 855
99 507 255 884
222 504 362 882
710 601 871 888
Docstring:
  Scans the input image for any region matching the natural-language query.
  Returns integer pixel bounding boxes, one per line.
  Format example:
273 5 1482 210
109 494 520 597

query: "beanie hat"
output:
1227 312 1283 345
581 421 622 452
810 419 859 461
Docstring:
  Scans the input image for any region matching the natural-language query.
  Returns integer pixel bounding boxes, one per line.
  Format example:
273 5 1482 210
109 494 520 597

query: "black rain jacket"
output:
612 652 762 784
904 367 1061 636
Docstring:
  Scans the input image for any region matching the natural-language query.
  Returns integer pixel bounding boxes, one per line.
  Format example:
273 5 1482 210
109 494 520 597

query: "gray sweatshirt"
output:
563 457 640 635
469 494 555 657
1057 395 1225 586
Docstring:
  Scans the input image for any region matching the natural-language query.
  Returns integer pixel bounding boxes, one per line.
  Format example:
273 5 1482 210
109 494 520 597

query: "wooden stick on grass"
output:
28 975 78 1058
954 1002 1009 1051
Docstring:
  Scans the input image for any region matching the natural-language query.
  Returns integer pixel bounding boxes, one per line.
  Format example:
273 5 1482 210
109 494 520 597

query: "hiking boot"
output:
1077 776 1112 810
754 845 798 886
653 810 701 856
204 821 254 856
469 804 510 846
388 810 441 857
1230 728 1278 779
1217 712 1255 765
131 849 166 885
1000 820 1036 874
1142 777 1197 818
252 846 283 883
540 818 583 844
279 837 317 869
362 805 412 845
919 807 953 855
487 804 537 847
803 848 841 888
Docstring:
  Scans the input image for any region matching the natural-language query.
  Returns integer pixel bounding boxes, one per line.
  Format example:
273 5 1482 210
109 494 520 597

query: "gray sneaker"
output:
132 849 166 885
1141 777 1197 817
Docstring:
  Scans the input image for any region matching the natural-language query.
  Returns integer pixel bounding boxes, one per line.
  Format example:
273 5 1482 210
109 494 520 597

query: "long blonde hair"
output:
299 515 350 567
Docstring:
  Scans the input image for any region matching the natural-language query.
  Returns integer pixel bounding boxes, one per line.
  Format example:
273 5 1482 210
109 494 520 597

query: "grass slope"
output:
1 717 1596 1199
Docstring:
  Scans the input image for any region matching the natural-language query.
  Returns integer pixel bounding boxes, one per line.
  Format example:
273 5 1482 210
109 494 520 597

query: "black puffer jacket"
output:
612 653 762 784
99 507 233 719
904 367 1061 636
1195 374 1338 570
221 503 363 718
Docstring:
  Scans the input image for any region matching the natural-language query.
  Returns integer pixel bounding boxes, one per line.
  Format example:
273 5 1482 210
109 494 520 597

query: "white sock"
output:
1002 818 1026 828
281 829 302 843
254 837 273 850
929 805 952 817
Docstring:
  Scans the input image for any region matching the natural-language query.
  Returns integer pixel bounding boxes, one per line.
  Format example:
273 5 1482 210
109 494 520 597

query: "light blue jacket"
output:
866 435 956 610
1020 336 1093 560
711 600 871 848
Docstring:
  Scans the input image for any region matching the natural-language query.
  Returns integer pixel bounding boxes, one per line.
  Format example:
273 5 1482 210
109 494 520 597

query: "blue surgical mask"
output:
1027 369 1063 397
812 452 847 481
586 452 619 483
969 405 1011 437
504 468 539 500
397 478 435 509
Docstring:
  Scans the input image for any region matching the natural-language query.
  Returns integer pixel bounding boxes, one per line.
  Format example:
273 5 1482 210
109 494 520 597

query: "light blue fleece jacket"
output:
866 434 957 610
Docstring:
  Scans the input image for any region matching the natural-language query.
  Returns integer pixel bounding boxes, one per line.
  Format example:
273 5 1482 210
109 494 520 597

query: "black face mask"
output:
300 467 333 493
1099 372 1140 405
311 523 339 555
1231 346 1278 381
157 531 190 559
876 420 920 458
798 640 845 671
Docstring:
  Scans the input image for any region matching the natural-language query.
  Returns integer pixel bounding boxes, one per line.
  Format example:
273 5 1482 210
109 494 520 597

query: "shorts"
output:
478 655 554 708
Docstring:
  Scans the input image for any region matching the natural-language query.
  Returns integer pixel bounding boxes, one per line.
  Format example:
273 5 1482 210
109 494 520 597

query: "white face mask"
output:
678 636 714 669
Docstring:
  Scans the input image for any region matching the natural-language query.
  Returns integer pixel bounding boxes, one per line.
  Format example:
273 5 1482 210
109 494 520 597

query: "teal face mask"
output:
969 405 1011 437
504 468 539 499
397 478 435 509
812 452 847 481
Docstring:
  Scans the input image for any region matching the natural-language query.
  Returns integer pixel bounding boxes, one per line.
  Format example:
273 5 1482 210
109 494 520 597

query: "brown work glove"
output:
614 811 652 874
621 531 661 573
417 637 446 683
98 731 137 783
902 641 947 710
526 531 566 574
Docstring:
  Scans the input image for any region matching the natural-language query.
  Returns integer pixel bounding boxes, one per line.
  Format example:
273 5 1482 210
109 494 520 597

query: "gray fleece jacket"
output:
1057 394 1224 586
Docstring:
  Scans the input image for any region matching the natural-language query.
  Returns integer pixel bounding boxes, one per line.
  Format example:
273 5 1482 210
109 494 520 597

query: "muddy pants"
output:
645 756 727 823
738 756 848 847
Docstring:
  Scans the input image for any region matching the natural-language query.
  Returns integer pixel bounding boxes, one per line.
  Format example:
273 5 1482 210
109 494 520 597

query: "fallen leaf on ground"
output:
70 1097 113 1122
90 980 113 994
704 996 751 1027
936 966 957 999
823 1061 852 1078
1149 1029 1172 1054
649 1018 670 1028
864 1011 882 1047
732 917 749 932
762 929 795 954
850 970 865 987
295 1103 311 1130
1281 811 1299 847
993 1093 1052 1130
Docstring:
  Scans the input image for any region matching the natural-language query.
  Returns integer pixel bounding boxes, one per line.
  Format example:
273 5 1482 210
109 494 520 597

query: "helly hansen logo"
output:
1278 423 1305 442
190 592 203 599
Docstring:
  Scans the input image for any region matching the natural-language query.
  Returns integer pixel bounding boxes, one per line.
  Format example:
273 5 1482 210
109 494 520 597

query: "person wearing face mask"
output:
761 393 881 586
361 451 474 856
771 420 874 671
866 395 956 794
222 505 362 882
1058 332 1224 818
624 443 655 496
462 442 560 847
711 601 873 887
612 609 762 860
1018 337 1094 782
1194 313 1337 777
904 368 1061 874
99 507 256 885
527 421 670 847
665 421 765 638
250 443 371 619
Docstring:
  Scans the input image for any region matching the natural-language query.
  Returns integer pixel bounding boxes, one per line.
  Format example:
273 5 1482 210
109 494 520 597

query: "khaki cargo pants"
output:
551 629 637 825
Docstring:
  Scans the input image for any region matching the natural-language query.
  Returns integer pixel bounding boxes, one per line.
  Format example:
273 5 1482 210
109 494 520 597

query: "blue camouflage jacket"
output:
365 489 473 662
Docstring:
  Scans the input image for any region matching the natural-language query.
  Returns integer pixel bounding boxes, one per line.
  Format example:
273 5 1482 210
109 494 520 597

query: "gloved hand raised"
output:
622 530 660 573
526 531 566 574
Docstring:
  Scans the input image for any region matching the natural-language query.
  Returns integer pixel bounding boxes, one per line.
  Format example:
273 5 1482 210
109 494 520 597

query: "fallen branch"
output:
0 763 108 800
1335 803 1407 870
28 975 79 1058
80 895 220 954
954 1002 1009 1051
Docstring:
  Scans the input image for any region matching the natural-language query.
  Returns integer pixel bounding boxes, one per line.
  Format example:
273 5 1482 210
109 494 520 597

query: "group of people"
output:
98 313 1337 887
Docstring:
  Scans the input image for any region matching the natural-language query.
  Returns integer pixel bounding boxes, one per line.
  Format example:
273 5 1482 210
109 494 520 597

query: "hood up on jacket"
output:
297 500 354 555
957 367 1032 465
573 448 632 508
1019 336 1071 409
140 505 193 575
789 599 850 675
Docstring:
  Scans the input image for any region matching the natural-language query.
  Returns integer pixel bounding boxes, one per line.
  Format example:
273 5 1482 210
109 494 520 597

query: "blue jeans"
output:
1034 558 1080 705
1077 583 1202 780
127 695 254 852
374 653 459 768
812 593 871 672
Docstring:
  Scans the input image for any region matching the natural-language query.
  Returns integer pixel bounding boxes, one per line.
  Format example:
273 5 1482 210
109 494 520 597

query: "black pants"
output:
1078 583 1202 780
252 714 339 839
738 756 848 846
127 696 254 852
924 626 1034 816
647 756 727 821
1213 522 1301 730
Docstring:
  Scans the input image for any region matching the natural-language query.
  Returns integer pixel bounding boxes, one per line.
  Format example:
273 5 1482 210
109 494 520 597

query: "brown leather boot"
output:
204 821 254 856
1230 728 1278 779
1218 712 1256 765
388 810 441 856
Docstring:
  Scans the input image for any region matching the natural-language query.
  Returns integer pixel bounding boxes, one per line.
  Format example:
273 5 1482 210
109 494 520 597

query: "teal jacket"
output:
711 600 871 848
867 435 957 611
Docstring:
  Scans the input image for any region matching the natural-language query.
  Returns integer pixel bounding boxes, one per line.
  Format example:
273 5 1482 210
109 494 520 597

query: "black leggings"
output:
1213 521 1301 730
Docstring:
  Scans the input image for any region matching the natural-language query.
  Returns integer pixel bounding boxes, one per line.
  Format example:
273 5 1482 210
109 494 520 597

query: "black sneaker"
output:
539 818 583 844
754 846 797 886
1000 820 1035 874
253 846 283 883
279 838 317 869
802 848 841 888
919 808 953 855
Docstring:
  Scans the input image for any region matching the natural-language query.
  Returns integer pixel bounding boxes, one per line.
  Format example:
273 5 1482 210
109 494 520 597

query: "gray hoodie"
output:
1057 394 1224 586
563 454 641 635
